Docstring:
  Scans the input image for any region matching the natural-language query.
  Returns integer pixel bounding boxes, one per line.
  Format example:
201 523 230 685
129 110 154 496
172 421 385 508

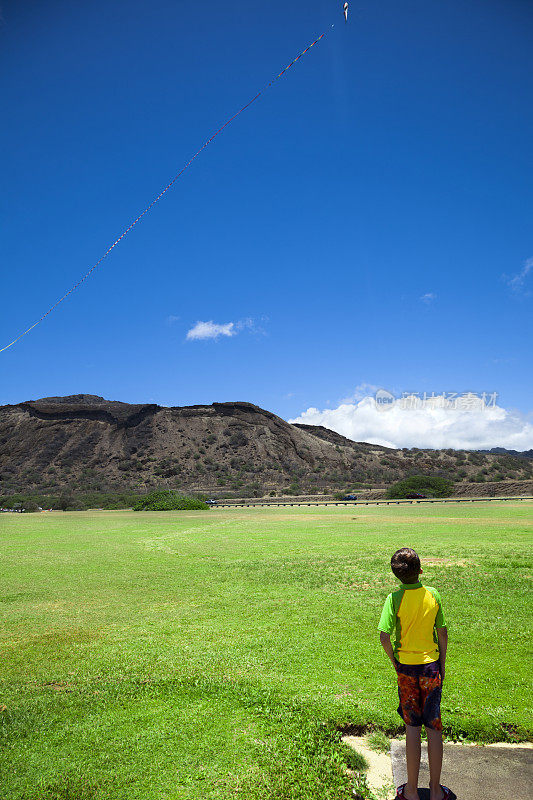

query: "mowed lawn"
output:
0 503 531 799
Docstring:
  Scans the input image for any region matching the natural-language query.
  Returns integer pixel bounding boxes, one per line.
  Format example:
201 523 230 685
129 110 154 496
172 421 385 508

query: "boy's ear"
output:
419 567 423 575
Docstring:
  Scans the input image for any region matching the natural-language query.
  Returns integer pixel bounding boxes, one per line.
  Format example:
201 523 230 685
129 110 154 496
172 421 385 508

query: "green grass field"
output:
1 503 531 799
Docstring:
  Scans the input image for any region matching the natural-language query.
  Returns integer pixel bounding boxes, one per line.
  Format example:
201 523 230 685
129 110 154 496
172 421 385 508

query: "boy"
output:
378 548 450 800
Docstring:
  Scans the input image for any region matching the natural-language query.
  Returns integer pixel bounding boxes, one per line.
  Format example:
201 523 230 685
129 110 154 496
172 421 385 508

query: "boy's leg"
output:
419 659 444 800
404 724 422 800
395 663 423 799
426 726 444 800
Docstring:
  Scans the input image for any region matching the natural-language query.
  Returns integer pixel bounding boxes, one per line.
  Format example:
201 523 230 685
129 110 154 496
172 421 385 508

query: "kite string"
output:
0 28 329 354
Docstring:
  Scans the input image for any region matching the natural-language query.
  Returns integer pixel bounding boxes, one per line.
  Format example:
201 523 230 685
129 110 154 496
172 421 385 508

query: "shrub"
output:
229 432 249 448
58 493 76 511
386 475 454 499
285 482 301 496
22 499 40 512
132 491 209 511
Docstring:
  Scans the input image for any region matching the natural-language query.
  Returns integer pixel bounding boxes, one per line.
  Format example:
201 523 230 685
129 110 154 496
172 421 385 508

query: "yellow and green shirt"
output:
378 582 446 665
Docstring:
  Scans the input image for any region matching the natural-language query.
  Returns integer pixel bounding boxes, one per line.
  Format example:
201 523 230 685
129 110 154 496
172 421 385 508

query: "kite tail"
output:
0 29 329 354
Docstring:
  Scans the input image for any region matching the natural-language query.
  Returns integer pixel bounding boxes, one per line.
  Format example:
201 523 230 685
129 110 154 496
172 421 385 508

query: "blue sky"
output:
1 1 532 446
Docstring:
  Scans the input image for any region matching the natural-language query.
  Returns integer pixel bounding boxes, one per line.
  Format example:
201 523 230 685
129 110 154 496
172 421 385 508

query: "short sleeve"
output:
378 594 395 635
431 588 447 628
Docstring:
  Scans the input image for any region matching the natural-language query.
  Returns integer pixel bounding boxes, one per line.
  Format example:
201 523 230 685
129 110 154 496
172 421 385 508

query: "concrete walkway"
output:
390 740 533 800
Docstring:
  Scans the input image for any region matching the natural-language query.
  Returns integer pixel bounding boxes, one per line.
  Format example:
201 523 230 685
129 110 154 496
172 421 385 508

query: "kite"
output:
1 27 334 354
343 2 349 23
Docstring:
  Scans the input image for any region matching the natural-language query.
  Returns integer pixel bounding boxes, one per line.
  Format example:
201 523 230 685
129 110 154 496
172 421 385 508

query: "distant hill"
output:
478 447 533 460
1 395 532 496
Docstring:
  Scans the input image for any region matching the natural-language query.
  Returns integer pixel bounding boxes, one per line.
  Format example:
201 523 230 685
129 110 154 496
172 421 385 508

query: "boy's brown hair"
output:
391 547 421 583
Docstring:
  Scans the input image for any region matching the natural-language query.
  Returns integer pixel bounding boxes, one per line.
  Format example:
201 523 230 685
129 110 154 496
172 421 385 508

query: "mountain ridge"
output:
1 395 532 495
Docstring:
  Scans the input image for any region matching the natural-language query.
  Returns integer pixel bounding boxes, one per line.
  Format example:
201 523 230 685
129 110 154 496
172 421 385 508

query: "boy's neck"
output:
400 579 422 589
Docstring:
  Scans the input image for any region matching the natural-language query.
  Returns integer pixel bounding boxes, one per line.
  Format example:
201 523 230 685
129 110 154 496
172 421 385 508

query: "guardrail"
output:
213 496 533 509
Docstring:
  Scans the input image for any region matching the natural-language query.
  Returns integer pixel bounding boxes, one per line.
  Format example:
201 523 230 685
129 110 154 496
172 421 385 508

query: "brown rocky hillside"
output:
0 395 532 496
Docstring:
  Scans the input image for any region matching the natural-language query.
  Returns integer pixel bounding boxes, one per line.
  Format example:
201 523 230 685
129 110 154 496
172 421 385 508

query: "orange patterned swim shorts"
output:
395 659 442 730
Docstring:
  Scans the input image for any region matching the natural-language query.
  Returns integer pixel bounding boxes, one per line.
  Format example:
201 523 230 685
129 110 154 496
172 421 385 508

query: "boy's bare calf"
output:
404 724 422 800
427 726 444 800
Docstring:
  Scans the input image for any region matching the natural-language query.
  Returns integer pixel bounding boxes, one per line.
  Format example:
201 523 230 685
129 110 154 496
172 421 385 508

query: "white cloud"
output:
185 318 254 341
166 314 180 325
504 258 532 294
420 292 436 303
186 321 236 340
290 392 533 450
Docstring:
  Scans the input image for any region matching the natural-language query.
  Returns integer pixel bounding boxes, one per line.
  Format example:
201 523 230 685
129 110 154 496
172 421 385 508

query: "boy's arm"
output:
437 626 447 681
378 593 397 670
379 632 397 669
431 589 447 681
